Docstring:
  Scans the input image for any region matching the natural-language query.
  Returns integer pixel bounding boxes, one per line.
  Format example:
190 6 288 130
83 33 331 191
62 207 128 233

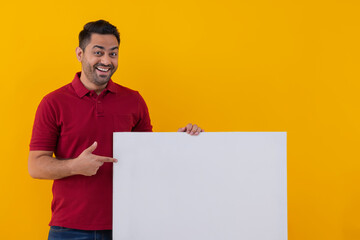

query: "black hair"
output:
79 20 120 50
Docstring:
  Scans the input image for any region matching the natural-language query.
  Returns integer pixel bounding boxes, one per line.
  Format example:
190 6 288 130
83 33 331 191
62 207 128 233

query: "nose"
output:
100 55 111 66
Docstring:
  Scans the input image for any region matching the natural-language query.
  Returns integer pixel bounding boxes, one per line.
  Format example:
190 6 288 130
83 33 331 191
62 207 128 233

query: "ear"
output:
75 47 83 62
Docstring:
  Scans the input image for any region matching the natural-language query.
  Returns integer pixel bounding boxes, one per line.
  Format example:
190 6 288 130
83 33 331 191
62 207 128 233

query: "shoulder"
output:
111 82 143 99
39 83 75 112
42 83 74 102
110 82 149 110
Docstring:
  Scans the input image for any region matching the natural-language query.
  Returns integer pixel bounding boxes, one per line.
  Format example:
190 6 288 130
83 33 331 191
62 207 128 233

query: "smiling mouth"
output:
96 66 111 72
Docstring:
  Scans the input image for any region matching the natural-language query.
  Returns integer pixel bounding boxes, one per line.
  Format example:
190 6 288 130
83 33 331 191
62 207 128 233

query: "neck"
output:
80 74 107 95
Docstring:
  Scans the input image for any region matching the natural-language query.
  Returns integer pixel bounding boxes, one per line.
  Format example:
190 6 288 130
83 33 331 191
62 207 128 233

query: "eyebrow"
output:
92 45 118 50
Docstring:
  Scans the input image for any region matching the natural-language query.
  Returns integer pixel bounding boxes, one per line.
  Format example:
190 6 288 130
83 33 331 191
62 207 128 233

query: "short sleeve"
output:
29 97 60 151
132 92 153 132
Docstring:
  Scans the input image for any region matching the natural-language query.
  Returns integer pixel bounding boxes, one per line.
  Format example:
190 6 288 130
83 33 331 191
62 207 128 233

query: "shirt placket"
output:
89 91 105 117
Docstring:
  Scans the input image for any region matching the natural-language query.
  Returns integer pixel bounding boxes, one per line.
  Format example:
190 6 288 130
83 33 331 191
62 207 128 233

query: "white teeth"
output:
96 67 110 72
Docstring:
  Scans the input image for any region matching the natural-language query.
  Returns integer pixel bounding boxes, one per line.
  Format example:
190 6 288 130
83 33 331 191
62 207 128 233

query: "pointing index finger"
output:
98 157 118 163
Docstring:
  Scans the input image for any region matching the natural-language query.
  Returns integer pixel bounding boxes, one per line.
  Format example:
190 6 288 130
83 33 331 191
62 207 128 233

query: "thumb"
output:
86 141 97 153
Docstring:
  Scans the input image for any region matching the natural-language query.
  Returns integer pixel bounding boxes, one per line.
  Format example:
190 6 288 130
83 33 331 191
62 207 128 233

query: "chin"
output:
94 79 110 86
93 74 112 86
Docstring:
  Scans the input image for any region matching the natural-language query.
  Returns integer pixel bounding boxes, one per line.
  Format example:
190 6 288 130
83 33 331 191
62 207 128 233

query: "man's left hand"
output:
178 123 204 135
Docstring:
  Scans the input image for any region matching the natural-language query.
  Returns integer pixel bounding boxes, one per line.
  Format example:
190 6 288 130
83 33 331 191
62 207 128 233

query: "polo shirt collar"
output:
106 78 118 94
72 72 117 98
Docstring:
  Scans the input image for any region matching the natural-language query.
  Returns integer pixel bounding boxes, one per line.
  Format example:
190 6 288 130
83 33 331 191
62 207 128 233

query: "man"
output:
28 20 203 240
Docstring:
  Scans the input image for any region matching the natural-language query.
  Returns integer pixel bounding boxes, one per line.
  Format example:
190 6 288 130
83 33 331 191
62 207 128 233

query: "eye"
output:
110 52 118 57
94 51 103 56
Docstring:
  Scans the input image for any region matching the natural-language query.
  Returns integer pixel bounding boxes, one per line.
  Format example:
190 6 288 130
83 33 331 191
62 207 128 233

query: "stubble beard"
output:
83 62 117 86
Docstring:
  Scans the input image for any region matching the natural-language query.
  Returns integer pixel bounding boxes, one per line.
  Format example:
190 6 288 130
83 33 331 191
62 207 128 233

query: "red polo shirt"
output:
30 72 152 230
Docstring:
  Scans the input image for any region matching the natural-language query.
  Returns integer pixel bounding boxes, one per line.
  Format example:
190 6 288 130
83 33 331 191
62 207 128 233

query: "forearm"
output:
28 151 75 180
28 143 117 180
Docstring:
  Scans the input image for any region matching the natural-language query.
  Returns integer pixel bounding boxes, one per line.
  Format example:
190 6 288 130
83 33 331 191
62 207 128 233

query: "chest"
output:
56 95 138 138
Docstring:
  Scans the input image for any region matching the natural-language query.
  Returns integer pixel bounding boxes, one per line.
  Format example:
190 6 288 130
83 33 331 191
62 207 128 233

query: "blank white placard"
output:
113 132 287 240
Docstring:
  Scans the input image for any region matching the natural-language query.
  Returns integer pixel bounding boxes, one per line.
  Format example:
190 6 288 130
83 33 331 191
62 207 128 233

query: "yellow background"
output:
1 0 359 239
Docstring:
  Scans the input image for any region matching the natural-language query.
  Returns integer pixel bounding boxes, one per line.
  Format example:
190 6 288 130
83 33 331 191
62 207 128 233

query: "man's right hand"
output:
70 141 117 176
28 141 117 180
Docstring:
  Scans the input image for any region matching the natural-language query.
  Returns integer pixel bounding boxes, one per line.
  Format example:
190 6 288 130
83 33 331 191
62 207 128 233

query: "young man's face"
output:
77 33 119 87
